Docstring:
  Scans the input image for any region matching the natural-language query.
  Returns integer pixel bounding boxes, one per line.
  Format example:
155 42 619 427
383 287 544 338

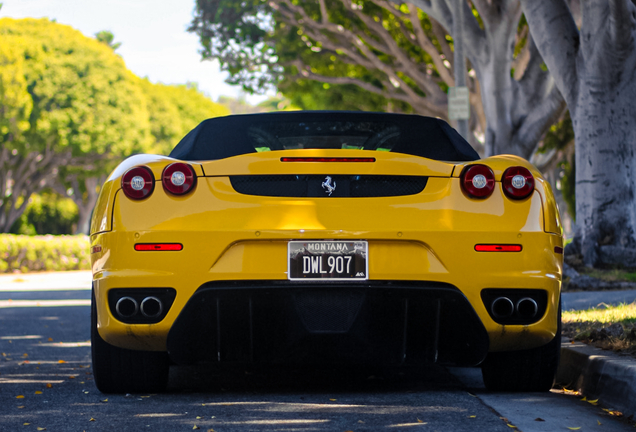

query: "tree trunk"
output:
573 83 636 266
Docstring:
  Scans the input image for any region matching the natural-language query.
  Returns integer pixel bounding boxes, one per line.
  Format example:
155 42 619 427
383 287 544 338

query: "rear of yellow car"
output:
90 112 563 393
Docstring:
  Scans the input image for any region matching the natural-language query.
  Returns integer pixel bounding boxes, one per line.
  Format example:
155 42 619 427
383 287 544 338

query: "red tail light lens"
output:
280 157 376 162
162 163 196 195
461 165 495 198
475 244 522 252
122 166 155 200
134 243 183 251
502 166 534 200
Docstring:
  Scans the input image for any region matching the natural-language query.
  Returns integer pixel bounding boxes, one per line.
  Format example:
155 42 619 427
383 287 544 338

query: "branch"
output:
608 0 635 55
520 0 579 105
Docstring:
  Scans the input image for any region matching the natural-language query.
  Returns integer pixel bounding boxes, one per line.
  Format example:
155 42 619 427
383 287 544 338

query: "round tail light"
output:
502 166 534 200
461 164 495 198
121 166 155 200
162 163 196 195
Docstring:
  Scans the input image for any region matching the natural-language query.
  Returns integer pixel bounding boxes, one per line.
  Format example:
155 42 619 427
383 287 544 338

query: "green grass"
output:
563 303 636 356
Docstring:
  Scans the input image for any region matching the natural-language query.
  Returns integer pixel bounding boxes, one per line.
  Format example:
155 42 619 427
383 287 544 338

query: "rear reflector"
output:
280 157 376 163
475 244 522 252
134 243 183 251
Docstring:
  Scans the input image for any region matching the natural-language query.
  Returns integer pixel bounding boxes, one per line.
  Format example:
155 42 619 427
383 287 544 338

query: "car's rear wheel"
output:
91 289 169 393
481 299 561 392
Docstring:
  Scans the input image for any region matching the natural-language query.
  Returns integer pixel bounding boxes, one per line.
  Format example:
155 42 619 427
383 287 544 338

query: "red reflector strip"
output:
280 157 376 163
134 243 183 251
474 244 522 252
554 246 564 254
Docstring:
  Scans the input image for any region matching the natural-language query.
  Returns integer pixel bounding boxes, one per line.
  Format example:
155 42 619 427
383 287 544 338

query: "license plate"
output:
288 241 368 281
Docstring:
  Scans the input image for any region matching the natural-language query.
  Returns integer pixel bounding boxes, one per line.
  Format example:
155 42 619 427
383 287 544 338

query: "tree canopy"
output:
0 18 229 234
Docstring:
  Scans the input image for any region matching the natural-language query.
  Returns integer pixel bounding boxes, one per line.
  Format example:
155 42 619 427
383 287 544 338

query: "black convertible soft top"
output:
169 111 479 162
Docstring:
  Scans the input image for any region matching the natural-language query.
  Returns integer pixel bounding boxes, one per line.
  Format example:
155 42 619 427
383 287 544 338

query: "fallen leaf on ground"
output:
507 424 517 429
37 428 46 431
468 415 476 419
17 406 24 409
22 353 28 358
196 416 202 419
58 360 66 363
567 428 581 430
35 391 42 395
193 426 200 430
417 419 424 423
46 384 52 388
89 418 95 422
48 338 53 342
329 399 337 401
23 423 30 426
598 420 602 425
16 395 24 399
101 399 108 403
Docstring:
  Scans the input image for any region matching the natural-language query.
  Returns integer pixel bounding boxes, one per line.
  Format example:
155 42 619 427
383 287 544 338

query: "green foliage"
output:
10 192 78 235
0 17 153 158
0 234 90 273
189 0 441 112
95 30 121 51
141 80 230 154
560 158 576 222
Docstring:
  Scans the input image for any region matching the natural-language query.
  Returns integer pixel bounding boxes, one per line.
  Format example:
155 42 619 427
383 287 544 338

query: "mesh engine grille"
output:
230 175 428 197
293 291 365 333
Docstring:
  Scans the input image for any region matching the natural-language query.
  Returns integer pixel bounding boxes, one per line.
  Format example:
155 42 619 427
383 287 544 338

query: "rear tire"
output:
481 298 561 392
91 289 169 393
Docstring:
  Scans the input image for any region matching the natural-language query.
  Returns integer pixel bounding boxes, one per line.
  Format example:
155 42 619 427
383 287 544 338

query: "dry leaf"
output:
101 399 108 403
468 415 476 419
193 426 200 430
597 420 602 425
58 360 66 364
69 376 76 379
48 338 53 342
22 353 28 358
16 395 24 399
89 418 96 422
23 423 30 426
35 391 42 395
196 416 202 419
567 428 581 430
507 425 517 429
17 406 25 409
37 428 46 431
46 383 52 388
417 419 424 423
207 429 215 432
329 398 337 401
358 420 365 423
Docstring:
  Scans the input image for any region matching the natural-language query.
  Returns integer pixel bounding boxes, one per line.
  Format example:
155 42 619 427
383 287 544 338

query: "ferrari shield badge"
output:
322 176 336 196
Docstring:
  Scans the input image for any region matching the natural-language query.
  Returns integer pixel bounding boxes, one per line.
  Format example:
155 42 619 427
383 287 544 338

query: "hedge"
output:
0 234 90 273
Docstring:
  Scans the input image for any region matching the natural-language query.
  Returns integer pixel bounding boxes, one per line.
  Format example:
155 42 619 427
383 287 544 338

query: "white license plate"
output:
288 241 368 281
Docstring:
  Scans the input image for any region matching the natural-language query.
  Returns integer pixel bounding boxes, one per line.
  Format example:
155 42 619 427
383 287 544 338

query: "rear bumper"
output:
166 281 489 367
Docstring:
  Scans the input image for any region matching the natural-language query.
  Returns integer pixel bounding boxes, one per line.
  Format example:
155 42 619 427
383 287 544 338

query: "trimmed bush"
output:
0 234 90 273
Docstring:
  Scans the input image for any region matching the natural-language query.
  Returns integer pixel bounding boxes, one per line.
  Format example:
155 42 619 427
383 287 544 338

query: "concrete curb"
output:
558 339 636 418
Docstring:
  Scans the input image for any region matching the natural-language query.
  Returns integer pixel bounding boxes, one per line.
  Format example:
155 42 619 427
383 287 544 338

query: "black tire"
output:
481 298 561 392
91 289 169 393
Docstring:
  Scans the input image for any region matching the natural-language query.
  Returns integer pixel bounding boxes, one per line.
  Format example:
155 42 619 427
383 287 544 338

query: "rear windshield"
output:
169 111 479 162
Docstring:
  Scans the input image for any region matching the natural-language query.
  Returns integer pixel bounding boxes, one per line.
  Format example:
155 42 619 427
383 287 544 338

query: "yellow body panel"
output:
91 150 563 355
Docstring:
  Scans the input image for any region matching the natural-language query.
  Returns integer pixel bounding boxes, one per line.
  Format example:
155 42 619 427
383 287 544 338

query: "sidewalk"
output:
2 270 636 416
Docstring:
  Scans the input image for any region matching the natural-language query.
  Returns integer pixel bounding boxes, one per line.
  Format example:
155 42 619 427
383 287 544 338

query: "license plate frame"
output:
288 240 369 281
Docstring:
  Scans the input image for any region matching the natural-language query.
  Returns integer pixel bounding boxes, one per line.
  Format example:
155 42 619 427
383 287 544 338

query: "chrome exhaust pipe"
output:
516 297 538 319
115 296 138 318
140 296 163 318
491 297 514 319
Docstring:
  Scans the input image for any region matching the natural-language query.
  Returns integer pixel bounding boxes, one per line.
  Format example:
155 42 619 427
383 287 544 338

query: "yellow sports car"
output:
90 111 563 393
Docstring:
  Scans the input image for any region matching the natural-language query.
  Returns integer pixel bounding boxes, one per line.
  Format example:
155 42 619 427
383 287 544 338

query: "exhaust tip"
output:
140 296 163 318
516 297 538 319
491 297 514 319
115 296 138 318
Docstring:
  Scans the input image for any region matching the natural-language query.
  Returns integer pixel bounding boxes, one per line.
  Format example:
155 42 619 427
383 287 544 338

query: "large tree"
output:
0 18 152 233
190 0 565 157
520 0 636 268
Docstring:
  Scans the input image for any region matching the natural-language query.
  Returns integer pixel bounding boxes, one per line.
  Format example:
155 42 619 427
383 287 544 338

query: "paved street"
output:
0 273 634 431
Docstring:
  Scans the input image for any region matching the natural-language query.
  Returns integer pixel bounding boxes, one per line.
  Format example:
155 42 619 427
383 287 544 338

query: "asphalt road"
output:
0 274 634 431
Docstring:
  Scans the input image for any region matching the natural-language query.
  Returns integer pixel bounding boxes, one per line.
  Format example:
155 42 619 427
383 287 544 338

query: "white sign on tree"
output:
448 86 470 120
